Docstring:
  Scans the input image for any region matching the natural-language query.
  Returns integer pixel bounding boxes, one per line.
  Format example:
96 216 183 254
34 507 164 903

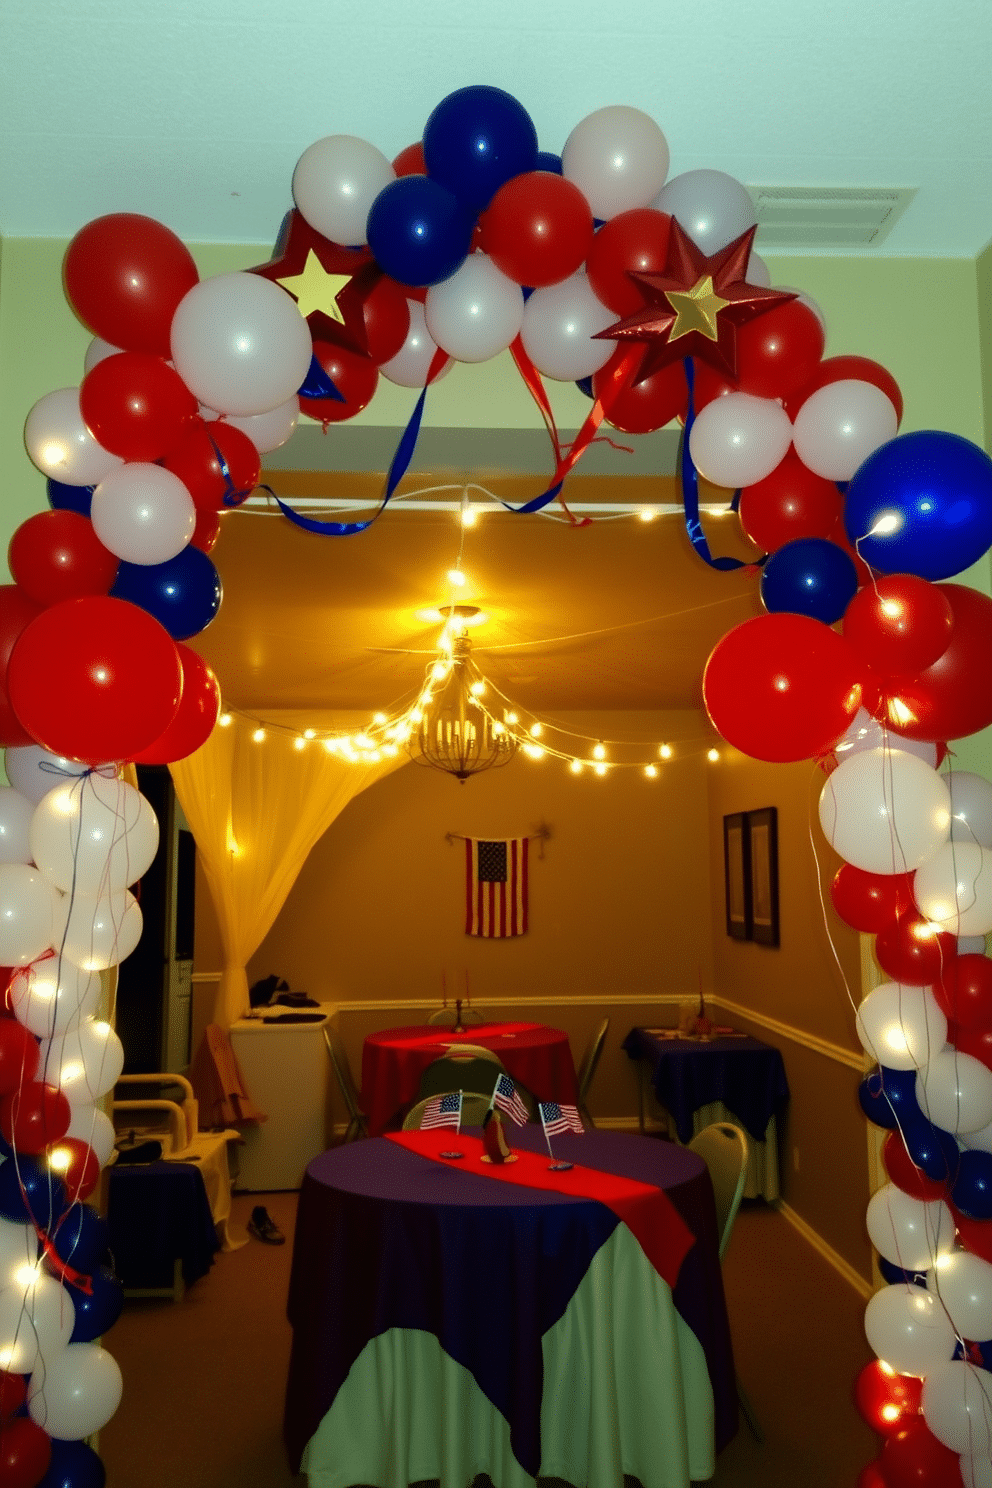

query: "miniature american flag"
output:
539 1101 584 1137
420 1091 463 1131
491 1072 529 1127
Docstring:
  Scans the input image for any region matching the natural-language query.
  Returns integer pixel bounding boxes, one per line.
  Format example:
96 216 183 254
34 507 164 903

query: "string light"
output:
707 748 720 762
659 744 673 759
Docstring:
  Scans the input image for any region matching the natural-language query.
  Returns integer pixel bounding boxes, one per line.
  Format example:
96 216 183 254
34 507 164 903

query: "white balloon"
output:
960 1115 992 1154
653 169 757 254
561 106 670 221
0 1217 39 1289
425 254 524 363
865 1185 955 1272
927 1249 992 1342
946 773 992 850
65 1104 115 1168
9 955 102 1039
960 937 989 955
171 272 313 417
688 392 793 491
917 1049 992 1134
960 1454 992 1488
379 300 453 388
3 749 99 807
0 787 35 865
23 388 124 486
208 401 297 454
745 252 771 287
864 1282 957 1377
520 273 620 382
28 1341 122 1440
0 1273 74 1374
793 379 899 483
30 772 158 895
856 984 948 1071
915 843 992 939
0 865 58 966
923 1361 992 1455
39 1018 125 1104
83 337 123 374
774 285 827 332
90 463 195 565
818 748 951 875
832 708 938 769
292 134 395 246
52 887 142 972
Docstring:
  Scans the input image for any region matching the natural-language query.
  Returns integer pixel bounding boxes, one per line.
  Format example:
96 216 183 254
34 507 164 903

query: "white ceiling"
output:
3 0 991 258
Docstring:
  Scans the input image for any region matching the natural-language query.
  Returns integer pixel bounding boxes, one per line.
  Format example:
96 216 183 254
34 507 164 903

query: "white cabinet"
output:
228 1008 335 1191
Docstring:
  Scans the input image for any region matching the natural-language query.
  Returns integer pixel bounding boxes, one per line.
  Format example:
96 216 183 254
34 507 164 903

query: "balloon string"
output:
679 357 764 573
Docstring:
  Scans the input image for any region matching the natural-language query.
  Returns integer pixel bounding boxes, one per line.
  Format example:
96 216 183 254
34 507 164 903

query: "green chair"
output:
322 1026 369 1142
417 1052 509 1102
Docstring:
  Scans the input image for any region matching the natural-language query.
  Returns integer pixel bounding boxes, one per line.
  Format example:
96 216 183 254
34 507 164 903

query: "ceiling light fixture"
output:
409 627 517 783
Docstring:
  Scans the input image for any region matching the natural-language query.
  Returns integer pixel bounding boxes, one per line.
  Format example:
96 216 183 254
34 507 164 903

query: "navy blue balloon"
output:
0 1156 66 1229
47 479 94 516
574 376 594 399
844 430 992 580
298 354 344 403
901 1114 960 1183
952 1147 992 1219
111 546 221 641
535 150 563 175
38 1438 107 1488
70 1265 124 1343
858 1065 920 1129
47 1203 111 1276
366 176 474 288
760 537 859 624
423 86 538 211
878 1256 928 1288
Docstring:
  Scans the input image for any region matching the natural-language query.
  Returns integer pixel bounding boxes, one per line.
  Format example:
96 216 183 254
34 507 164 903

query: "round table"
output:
284 1128 737 1488
361 1021 579 1134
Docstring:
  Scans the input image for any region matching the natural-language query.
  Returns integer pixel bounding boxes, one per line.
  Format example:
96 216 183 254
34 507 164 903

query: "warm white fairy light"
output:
594 762 608 776
659 744 672 759
447 568 466 587
707 748 720 762
593 743 607 760
470 680 485 697
372 713 387 726
639 508 657 522
645 764 658 778
570 759 583 774
294 737 306 751
219 713 233 727
506 711 519 725
529 722 543 738
252 727 265 743
304 727 317 738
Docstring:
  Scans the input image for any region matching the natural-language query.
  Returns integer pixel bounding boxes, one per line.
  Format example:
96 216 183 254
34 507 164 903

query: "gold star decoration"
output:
277 250 353 323
596 220 796 384
250 209 378 356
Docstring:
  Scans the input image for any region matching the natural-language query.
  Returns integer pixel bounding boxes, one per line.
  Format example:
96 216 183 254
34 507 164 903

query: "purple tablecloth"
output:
622 1028 791 1144
283 1127 737 1477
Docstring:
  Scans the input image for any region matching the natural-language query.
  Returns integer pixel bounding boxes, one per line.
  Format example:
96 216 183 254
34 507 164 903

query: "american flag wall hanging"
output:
465 837 529 938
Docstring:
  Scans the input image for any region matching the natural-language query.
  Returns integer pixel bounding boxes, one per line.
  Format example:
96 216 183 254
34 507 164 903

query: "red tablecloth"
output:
361 1021 579 1135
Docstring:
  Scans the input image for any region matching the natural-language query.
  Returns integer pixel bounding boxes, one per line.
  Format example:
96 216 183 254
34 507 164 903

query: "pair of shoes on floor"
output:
247 1205 285 1245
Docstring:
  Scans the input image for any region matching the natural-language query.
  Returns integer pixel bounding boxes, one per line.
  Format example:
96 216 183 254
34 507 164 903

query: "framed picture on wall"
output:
723 813 751 941
748 807 779 947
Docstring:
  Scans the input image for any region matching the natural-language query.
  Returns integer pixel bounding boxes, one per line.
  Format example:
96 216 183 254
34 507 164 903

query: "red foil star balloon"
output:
250 209 379 356
596 220 795 384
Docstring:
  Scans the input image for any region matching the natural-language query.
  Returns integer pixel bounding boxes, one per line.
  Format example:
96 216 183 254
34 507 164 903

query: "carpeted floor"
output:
99 1190 878 1488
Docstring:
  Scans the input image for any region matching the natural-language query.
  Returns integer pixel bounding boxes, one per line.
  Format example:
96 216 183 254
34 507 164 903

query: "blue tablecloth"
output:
622 1028 791 1145
283 1127 737 1482
107 1159 219 1289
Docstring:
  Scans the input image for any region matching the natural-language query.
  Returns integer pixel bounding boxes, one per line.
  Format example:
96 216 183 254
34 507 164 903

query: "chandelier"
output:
409 621 517 783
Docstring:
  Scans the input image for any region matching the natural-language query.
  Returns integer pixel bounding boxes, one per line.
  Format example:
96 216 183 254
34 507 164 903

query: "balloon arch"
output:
1 85 992 1487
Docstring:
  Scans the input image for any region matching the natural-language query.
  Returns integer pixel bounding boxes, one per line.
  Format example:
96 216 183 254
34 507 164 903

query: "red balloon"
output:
831 865 914 933
785 354 904 425
0 1371 26 1422
132 645 221 764
0 588 43 747
855 1357 924 1434
844 577 955 677
301 342 379 424
737 450 844 553
881 1418 963 1487
8 511 119 608
393 141 426 177
80 351 198 462
0 1081 70 1155
161 419 261 513
950 1022 992 1071
882 1129 951 1201
875 585 992 743
64 213 199 357
190 505 221 555
935 955 992 1030
729 300 826 401
593 350 687 433
951 1204 992 1263
703 613 863 763
7 595 183 765
479 172 594 288
0 1020 39 1095
874 911 957 986
47 1136 101 1202
0 971 14 1016
858 1464 890 1488
586 209 673 316
362 275 411 364
0 1416 52 1488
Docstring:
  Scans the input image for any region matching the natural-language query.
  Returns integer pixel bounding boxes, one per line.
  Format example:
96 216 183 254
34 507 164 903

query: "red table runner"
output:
388 1128 695 1290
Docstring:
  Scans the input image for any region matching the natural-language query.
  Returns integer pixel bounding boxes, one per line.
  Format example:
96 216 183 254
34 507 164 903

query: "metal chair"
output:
323 1026 369 1142
576 1017 609 1127
688 1121 762 1442
427 1004 485 1027
417 1052 509 1102
402 1091 491 1130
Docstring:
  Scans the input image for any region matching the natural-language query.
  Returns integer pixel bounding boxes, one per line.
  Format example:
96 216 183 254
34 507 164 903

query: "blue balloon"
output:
38 1438 107 1488
901 1114 960 1183
366 176 474 288
111 547 222 640
952 1147 992 1219
878 1256 928 1288
858 1065 920 1129
844 430 992 580
760 537 859 624
0 1155 66 1229
47 478 94 516
298 353 344 403
70 1265 124 1343
422 85 538 211
47 1202 111 1277
574 376 594 399
535 150 563 175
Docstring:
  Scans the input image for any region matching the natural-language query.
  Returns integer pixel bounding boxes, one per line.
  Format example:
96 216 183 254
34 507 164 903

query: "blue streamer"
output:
298 354 345 403
679 358 763 572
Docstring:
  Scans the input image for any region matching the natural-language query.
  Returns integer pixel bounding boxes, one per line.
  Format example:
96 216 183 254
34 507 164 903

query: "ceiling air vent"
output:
747 185 916 248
